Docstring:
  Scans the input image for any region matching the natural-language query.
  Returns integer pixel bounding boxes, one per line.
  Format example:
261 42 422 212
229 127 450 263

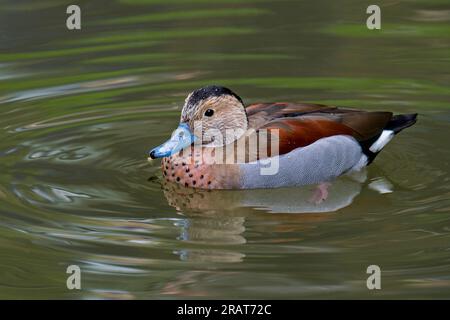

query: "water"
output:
1 0 449 299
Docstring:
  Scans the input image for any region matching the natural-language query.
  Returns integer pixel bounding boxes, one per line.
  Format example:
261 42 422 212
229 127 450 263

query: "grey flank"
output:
239 135 366 189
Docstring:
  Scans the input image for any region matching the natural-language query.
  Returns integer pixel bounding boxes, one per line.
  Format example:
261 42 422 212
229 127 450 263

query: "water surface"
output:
1 0 450 299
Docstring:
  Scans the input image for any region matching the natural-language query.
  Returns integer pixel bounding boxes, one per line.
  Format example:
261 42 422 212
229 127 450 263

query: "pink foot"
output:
309 182 331 204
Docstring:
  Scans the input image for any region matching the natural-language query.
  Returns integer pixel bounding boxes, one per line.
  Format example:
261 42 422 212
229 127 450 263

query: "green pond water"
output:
1 0 449 299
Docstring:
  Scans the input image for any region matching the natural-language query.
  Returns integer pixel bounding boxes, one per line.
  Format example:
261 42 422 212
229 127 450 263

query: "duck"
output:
148 85 417 190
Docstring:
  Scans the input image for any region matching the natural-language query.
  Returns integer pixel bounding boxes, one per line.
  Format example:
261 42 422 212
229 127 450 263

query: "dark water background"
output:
0 0 449 299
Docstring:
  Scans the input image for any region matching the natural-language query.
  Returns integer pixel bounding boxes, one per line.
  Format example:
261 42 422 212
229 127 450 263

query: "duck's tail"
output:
364 113 418 164
384 113 418 134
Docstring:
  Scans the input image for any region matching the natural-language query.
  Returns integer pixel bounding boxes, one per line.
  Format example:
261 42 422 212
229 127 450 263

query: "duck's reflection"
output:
160 175 366 296
162 173 365 263
163 173 364 215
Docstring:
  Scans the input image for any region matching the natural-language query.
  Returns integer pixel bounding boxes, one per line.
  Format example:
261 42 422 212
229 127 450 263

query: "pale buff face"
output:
180 93 248 147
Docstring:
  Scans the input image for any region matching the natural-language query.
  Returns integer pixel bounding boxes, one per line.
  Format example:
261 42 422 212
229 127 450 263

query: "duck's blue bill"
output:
148 123 196 159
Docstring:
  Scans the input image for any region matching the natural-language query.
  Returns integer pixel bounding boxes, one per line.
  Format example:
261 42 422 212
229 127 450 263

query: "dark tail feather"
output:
361 113 418 164
384 113 418 134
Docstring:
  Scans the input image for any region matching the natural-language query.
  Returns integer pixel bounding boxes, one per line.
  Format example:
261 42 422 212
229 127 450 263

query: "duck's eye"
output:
204 109 214 117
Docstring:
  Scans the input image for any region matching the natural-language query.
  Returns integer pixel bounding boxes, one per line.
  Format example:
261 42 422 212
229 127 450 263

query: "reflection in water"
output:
162 174 365 265
158 168 414 298
162 173 365 214
1 77 139 103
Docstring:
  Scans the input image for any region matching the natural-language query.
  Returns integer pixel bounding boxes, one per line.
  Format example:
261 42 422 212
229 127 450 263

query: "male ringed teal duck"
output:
149 85 417 189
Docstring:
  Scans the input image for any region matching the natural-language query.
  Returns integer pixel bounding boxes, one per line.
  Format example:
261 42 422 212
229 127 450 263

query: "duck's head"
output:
149 85 248 159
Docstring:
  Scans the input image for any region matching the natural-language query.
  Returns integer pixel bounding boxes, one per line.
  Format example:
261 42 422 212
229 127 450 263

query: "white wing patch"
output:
369 130 394 153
